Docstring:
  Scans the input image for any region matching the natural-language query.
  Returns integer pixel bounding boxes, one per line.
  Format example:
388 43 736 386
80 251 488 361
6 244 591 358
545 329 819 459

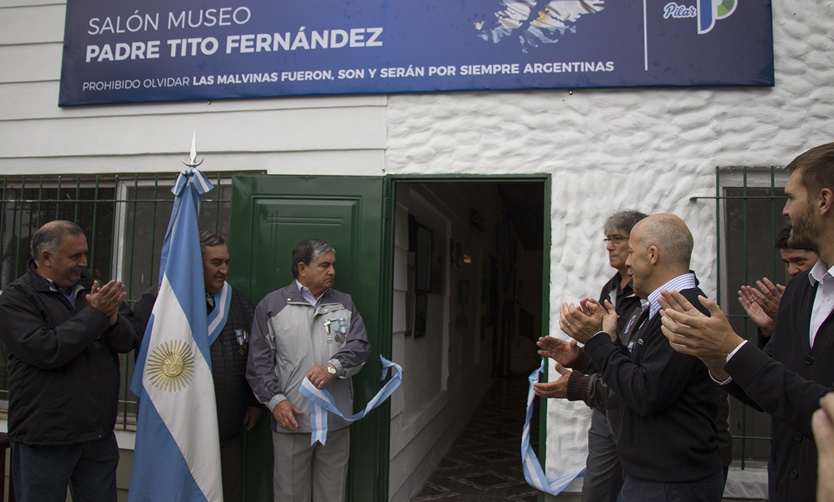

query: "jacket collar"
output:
26 258 94 294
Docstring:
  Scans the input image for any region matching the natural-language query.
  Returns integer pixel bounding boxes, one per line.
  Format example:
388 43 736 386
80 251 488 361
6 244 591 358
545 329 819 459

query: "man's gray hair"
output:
30 220 84 263
291 238 336 279
604 210 648 235
198 230 226 252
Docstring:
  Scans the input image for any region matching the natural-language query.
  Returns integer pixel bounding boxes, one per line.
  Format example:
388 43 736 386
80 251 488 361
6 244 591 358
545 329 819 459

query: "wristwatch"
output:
326 364 337 376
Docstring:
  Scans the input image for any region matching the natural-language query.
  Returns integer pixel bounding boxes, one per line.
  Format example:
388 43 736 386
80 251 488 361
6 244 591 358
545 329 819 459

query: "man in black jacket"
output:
561 213 724 501
134 230 261 502
660 142 834 502
535 209 646 502
0 220 138 502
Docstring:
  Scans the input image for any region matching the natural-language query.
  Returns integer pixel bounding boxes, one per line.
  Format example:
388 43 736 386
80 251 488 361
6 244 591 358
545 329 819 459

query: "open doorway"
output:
228 174 547 501
388 178 548 501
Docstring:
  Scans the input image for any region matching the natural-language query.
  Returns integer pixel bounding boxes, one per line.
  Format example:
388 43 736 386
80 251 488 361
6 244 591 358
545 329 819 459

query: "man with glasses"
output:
600 212 648 337
536 210 645 502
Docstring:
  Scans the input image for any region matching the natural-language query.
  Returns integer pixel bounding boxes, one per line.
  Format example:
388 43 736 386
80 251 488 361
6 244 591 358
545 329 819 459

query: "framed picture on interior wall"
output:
416 223 432 292
414 293 428 338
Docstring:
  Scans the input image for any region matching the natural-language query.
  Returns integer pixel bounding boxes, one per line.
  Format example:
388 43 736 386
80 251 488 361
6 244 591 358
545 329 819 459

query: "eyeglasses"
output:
603 235 628 244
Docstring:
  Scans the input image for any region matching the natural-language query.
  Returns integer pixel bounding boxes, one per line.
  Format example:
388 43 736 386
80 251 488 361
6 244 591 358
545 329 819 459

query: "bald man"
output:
560 214 724 501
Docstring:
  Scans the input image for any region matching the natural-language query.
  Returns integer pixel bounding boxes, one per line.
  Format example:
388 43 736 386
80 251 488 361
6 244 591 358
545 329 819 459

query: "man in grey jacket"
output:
247 238 371 502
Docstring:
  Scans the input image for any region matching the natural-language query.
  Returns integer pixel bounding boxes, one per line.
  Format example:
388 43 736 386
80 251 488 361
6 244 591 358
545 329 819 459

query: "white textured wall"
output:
2 0 833 498
384 1 834 489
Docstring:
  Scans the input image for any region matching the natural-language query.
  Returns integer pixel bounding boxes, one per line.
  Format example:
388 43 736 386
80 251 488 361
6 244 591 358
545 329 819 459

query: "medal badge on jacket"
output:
323 317 348 343
234 329 248 355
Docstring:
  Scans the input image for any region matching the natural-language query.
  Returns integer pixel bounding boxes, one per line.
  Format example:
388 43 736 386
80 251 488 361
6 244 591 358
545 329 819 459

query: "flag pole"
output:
129 134 221 502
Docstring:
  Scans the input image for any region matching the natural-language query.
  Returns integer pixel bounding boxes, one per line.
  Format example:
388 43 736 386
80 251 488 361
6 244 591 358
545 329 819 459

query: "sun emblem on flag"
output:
147 340 195 392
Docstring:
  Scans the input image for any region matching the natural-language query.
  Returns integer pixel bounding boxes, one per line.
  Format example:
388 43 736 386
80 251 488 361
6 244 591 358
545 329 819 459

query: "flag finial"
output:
182 131 204 168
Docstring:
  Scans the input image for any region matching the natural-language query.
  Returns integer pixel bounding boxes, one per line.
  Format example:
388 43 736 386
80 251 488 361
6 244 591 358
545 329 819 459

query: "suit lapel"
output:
797 280 816 353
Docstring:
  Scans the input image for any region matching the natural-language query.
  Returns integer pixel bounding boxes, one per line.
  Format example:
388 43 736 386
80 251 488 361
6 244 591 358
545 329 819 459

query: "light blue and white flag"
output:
299 355 402 445
129 168 222 502
522 360 584 496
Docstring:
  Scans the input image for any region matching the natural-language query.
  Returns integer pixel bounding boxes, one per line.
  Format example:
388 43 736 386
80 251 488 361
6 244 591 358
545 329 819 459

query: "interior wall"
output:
389 181 518 502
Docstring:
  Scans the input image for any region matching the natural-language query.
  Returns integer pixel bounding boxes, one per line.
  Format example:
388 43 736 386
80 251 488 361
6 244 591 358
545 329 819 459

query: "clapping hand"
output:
559 298 617 344
87 280 126 325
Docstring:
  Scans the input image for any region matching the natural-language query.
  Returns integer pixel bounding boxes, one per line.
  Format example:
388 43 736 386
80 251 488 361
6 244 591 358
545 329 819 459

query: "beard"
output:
788 201 821 252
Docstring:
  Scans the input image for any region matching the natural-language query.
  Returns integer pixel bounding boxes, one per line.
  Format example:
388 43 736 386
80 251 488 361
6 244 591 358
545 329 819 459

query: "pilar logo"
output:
697 0 737 33
663 0 737 35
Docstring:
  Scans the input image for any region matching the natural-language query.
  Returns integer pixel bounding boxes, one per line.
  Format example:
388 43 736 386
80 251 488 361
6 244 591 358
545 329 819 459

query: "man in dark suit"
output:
560 213 724 501
660 142 834 501
134 230 261 502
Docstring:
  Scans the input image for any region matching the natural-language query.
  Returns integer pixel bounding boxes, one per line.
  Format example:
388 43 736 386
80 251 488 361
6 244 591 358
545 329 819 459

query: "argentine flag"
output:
129 168 222 501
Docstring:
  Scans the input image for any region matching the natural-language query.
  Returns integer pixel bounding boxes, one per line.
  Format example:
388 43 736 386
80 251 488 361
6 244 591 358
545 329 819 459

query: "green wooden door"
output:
229 174 392 502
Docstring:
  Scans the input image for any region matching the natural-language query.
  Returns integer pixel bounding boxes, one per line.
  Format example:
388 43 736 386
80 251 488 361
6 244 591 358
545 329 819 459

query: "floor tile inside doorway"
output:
414 376 541 502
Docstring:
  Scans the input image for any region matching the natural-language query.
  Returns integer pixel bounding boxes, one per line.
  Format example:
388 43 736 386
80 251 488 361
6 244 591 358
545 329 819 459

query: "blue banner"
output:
59 0 773 106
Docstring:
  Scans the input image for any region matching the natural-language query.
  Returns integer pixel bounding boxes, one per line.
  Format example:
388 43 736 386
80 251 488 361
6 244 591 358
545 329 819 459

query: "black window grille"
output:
694 165 791 468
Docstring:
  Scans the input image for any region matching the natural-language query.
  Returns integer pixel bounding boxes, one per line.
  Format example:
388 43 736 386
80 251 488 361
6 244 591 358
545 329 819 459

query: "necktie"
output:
621 304 649 346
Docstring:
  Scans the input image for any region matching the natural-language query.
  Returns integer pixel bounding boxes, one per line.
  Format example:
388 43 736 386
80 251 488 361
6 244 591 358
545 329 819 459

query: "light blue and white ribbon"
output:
207 282 232 345
522 360 585 495
300 355 402 445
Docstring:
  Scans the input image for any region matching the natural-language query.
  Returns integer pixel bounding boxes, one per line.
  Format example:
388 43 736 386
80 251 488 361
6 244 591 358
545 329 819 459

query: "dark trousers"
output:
582 409 623 502
11 432 119 502
221 434 243 502
766 450 783 502
620 470 724 502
